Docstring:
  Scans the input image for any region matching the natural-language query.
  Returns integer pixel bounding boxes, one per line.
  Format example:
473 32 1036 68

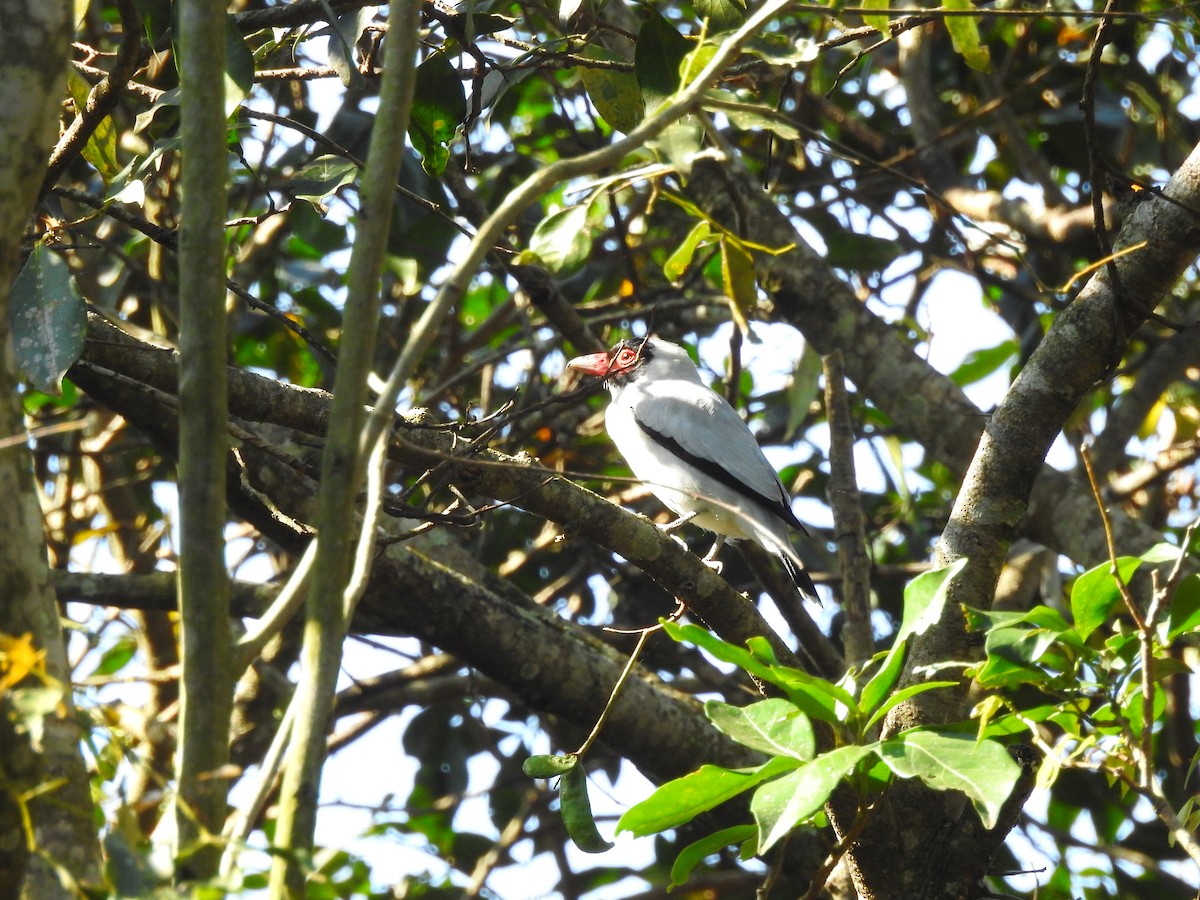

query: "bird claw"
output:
702 557 724 575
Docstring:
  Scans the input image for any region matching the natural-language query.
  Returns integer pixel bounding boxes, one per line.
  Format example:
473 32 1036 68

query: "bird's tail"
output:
781 553 819 603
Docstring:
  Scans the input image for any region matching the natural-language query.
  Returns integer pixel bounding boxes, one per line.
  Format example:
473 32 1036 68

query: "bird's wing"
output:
626 381 806 532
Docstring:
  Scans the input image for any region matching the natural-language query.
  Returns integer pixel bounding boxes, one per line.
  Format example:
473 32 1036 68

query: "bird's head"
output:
566 336 652 385
567 336 703 389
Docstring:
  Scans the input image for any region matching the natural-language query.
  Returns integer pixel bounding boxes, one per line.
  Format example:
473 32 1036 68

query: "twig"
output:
573 623 660 759
822 350 873 668
1079 444 1145 630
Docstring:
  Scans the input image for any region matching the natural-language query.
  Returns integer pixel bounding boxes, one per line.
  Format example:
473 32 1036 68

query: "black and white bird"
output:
568 336 817 600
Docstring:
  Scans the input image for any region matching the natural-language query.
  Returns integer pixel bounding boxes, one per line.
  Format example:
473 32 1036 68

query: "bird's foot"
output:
657 511 698 533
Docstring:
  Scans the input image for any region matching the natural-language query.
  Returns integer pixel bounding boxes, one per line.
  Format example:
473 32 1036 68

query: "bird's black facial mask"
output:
604 337 652 385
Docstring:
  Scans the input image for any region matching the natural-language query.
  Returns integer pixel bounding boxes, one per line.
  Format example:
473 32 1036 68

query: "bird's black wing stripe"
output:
634 415 808 535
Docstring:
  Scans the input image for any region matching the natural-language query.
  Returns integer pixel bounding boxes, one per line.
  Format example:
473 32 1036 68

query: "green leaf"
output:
824 231 903 273
877 731 1020 828
720 236 757 335
9 242 88 395
663 221 713 282
752 744 876 852
1070 557 1142 641
857 644 907 720
66 69 120 182
327 8 372 88
224 15 256 116
950 340 1019 388
785 344 822 440
693 0 746 31
617 756 798 836
705 699 815 760
863 681 960 732
559 763 614 853
894 559 967 648
1140 542 1183 564
408 51 467 176
664 622 781 689
580 49 644 134
634 7 690 113
647 117 704 178
666 622 854 724
769 667 858 726
89 636 138 678
710 97 802 141
522 203 594 275
289 155 360 213
743 34 817 66
523 754 578 778
670 825 757 888
1168 574 1200 640
942 0 991 72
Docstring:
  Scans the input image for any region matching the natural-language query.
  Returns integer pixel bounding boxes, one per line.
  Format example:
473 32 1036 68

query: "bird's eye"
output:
615 348 638 367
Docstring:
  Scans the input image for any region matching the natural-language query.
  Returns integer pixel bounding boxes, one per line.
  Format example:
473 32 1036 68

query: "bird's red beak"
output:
566 351 613 377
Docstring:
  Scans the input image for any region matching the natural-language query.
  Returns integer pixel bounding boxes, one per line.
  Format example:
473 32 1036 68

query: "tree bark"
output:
0 0 103 894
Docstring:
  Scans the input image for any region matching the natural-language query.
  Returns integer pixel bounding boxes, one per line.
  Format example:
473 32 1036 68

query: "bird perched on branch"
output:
567 336 817 601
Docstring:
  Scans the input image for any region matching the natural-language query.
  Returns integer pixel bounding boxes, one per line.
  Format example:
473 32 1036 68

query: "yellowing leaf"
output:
943 0 991 73
720 236 757 338
0 633 45 693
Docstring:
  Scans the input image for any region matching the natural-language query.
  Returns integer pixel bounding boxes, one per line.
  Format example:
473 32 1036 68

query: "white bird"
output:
567 336 817 600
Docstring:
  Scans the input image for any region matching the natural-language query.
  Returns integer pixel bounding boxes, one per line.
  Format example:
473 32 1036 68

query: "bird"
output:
567 336 817 600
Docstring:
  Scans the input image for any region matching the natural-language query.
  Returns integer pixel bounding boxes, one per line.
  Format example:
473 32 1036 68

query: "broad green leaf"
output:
768 667 858 726
9 242 87 396
224 15 256 115
943 0 991 72
66 70 120 182
133 87 180 134
752 744 876 852
1140 542 1183 564
664 622 782 690
289 155 359 212
560 763 614 852
408 51 467 176
327 8 372 88
878 731 1019 829
711 98 802 141
824 230 903 273
523 754 578 778
634 8 690 113
950 340 1019 388
666 623 853 727
864 681 960 732
720 236 757 336
670 825 757 888
1168 574 1200 640
859 0 889 39
88 636 138 678
785 344 822 440
894 558 967 647
1122 683 1167 739
744 34 817 65
580 47 643 133
858 643 907 720
617 756 797 836
522 203 593 275
664 221 713 281
694 0 746 31
1070 556 1142 641
706 699 815 760
648 118 704 178
965 604 1076 639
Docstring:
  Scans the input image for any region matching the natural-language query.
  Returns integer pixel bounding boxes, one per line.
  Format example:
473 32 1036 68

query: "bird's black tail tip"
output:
782 556 820 604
